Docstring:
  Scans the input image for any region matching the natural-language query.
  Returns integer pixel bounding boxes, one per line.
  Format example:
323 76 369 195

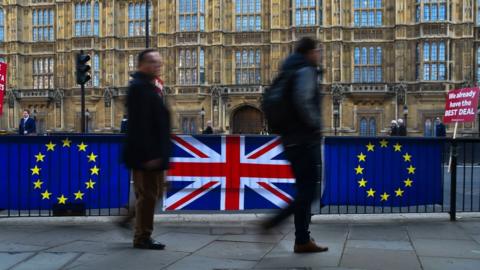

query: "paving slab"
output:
471 234 480 244
196 241 274 261
46 240 131 255
0 253 35 270
62 253 110 270
345 240 413 251
210 227 246 235
165 254 257 270
0 243 47 252
11 252 80 270
60 249 188 270
407 222 471 240
218 233 284 244
284 227 348 244
348 225 409 241
412 238 480 259
340 248 421 270
255 240 343 269
419 256 480 270
156 232 219 253
8 228 104 247
455 220 480 234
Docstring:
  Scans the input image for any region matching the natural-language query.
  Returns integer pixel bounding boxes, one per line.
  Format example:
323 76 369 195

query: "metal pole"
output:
81 83 85 133
450 140 457 221
145 0 150 48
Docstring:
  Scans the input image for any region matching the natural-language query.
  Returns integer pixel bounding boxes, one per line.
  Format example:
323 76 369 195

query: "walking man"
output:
262 37 328 253
122 49 171 250
19 109 36 135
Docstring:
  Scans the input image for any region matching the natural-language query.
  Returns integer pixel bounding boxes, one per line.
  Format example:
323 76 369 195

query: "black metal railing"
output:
0 135 478 221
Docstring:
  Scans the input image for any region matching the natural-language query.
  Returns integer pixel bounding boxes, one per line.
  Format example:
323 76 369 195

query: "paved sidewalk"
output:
1 215 480 270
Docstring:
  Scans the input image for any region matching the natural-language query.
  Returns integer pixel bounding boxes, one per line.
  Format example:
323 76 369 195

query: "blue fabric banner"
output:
321 138 443 206
0 135 130 210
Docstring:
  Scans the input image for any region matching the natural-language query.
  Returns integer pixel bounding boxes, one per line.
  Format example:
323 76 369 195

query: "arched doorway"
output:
231 106 264 134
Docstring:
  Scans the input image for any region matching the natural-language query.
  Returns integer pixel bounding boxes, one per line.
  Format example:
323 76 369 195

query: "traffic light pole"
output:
81 83 86 133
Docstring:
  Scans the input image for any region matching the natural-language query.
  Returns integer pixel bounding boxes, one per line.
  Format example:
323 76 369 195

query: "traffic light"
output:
76 51 91 85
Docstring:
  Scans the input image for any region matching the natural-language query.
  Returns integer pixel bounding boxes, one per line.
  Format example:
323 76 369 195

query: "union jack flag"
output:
164 135 296 211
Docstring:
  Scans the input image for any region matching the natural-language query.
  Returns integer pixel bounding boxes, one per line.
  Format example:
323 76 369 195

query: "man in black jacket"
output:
19 110 36 135
122 49 171 250
262 38 328 253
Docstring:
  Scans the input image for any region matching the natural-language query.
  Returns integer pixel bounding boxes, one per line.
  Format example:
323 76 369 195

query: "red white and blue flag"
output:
164 135 295 211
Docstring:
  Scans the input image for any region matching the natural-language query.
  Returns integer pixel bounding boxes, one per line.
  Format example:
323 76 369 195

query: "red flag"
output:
0 62 7 116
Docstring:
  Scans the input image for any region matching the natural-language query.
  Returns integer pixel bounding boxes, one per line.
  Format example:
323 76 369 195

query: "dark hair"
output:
23 109 30 114
295 37 317 55
137 49 158 65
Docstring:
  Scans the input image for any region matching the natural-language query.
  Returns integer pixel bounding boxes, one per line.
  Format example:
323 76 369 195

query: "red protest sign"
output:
444 87 480 123
0 62 7 116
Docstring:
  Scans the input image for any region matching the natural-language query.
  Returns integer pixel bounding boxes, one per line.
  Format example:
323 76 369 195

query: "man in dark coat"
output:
397 118 407 136
19 109 36 135
121 49 171 250
120 115 128 133
262 37 328 253
202 121 213 134
435 117 447 137
389 120 398 136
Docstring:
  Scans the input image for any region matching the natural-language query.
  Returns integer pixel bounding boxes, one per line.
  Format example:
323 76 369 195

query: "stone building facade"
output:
0 0 479 136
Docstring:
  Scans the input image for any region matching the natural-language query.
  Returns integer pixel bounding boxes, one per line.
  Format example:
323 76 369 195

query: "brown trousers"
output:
132 170 166 244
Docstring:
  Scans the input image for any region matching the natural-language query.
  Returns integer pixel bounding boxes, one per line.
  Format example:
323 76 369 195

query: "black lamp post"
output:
403 105 409 129
200 107 205 132
333 102 340 136
85 109 90 133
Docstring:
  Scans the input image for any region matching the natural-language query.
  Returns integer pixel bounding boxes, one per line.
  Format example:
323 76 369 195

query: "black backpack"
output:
261 70 295 134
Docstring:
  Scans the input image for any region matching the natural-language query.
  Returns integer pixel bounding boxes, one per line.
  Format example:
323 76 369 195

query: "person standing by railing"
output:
119 49 172 250
18 109 36 136
261 37 328 253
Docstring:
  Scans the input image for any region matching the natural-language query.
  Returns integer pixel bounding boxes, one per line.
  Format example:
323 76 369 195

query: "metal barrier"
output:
0 135 479 220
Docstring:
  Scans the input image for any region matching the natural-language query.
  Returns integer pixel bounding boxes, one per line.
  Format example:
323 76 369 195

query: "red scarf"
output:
154 77 164 97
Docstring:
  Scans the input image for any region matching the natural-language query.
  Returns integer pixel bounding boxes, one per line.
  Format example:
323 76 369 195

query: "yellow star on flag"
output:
407 165 416 174
380 139 389 148
62 138 72 147
358 178 368 187
366 188 376 197
404 178 413 187
35 152 45 162
393 143 402 152
380 192 390 201
357 152 367 162
46 141 56 151
30 165 41 175
74 191 85 200
33 179 43 189
86 179 96 189
41 190 52 200
366 142 375 152
354 165 364 175
403 153 412 162
87 152 98 162
57 195 68 204
90 166 100 175
77 142 88 152
395 188 404 197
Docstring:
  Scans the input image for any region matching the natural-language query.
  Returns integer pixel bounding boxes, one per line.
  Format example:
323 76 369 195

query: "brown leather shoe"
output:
294 240 328 253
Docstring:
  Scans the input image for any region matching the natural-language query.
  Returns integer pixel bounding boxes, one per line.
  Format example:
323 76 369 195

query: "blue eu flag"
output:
321 138 443 206
0 136 130 210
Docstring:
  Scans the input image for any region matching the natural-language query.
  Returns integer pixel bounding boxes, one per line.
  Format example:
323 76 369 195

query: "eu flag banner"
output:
321 138 443 206
164 135 296 211
0 136 130 210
